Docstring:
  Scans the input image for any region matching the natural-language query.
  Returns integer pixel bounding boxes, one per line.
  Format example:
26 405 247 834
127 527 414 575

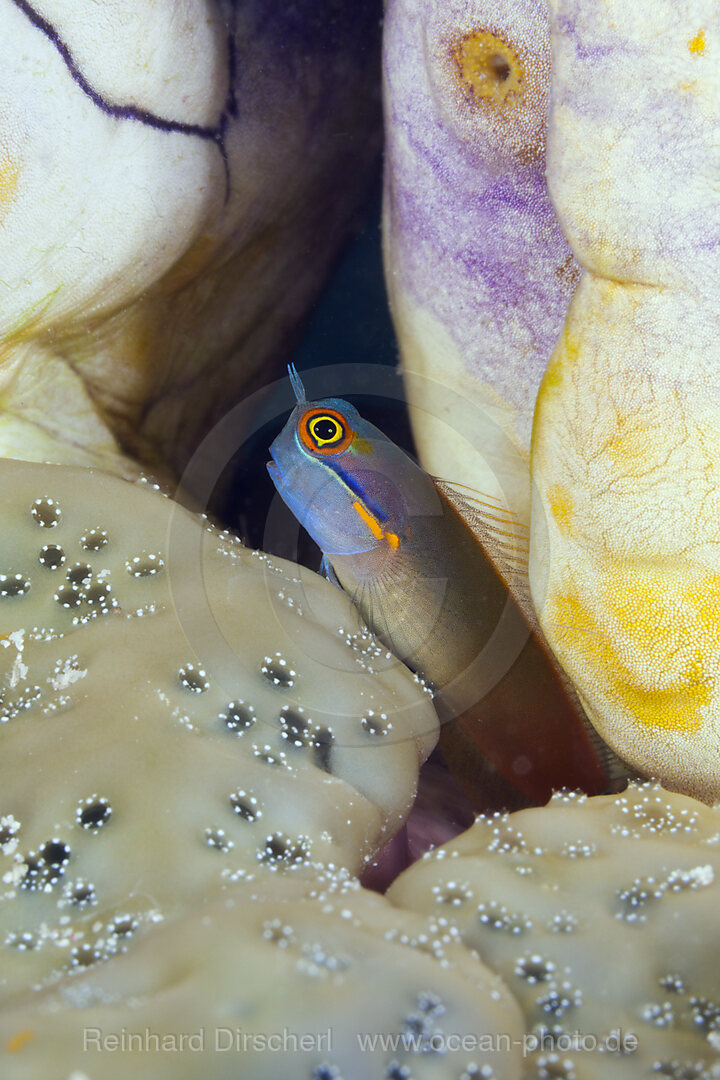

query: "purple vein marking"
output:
11 0 236 189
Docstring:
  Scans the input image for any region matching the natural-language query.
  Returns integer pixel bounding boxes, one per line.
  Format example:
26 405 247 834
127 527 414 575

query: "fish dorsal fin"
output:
432 477 530 603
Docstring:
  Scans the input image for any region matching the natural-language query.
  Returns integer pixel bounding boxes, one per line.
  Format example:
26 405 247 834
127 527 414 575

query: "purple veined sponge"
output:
383 0 581 523
530 0 720 801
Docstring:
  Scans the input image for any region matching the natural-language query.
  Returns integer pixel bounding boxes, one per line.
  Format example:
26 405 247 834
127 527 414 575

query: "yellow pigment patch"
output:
561 326 582 366
0 157 21 225
547 580 709 735
532 352 567 436
613 658 709 734
604 574 675 656
547 485 574 536
548 586 598 636
352 434 373 455
538 326 581 401
5 1028 34 1053
606 418 654 474
683 573 720 631
689 29 706 54
453 30 523 107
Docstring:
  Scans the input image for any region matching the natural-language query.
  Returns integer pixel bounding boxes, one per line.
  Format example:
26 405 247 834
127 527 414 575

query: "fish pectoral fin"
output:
350 562 449 673
319 554 343 589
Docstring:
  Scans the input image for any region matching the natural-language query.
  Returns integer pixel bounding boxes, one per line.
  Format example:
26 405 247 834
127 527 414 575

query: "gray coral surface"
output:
0 459 526 1079
390 784 720 1079
0 872 524 1079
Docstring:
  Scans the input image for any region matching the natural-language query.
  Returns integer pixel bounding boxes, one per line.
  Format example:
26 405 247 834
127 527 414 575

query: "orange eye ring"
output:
297 407 354 455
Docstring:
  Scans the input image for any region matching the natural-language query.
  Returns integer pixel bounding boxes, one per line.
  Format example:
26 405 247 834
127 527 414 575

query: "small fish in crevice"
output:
268 365 628 810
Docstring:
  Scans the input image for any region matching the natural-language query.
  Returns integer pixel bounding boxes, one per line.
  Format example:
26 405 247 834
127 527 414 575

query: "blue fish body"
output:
267 366 621 808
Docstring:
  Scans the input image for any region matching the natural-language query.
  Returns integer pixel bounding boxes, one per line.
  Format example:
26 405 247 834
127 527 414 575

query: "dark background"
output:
228 185 416 565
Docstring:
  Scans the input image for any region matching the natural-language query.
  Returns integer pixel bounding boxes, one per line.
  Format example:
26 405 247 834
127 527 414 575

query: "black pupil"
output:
489 53 511 81
313 417 340 443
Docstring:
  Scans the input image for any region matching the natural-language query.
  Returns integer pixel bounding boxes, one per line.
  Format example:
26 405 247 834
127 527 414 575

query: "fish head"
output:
268 393 415 558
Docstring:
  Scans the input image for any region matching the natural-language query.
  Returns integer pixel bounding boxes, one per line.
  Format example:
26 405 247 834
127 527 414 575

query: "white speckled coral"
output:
390 782 720 1079
0 872 524 1079
0 462 443 1028
530 0 720 801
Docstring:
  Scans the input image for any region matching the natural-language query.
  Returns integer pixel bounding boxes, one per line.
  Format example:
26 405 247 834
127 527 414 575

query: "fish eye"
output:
298 408 354 455
310 415 342 443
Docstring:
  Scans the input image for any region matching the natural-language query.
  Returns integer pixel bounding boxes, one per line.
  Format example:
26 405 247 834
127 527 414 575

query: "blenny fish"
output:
267 366 623 808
